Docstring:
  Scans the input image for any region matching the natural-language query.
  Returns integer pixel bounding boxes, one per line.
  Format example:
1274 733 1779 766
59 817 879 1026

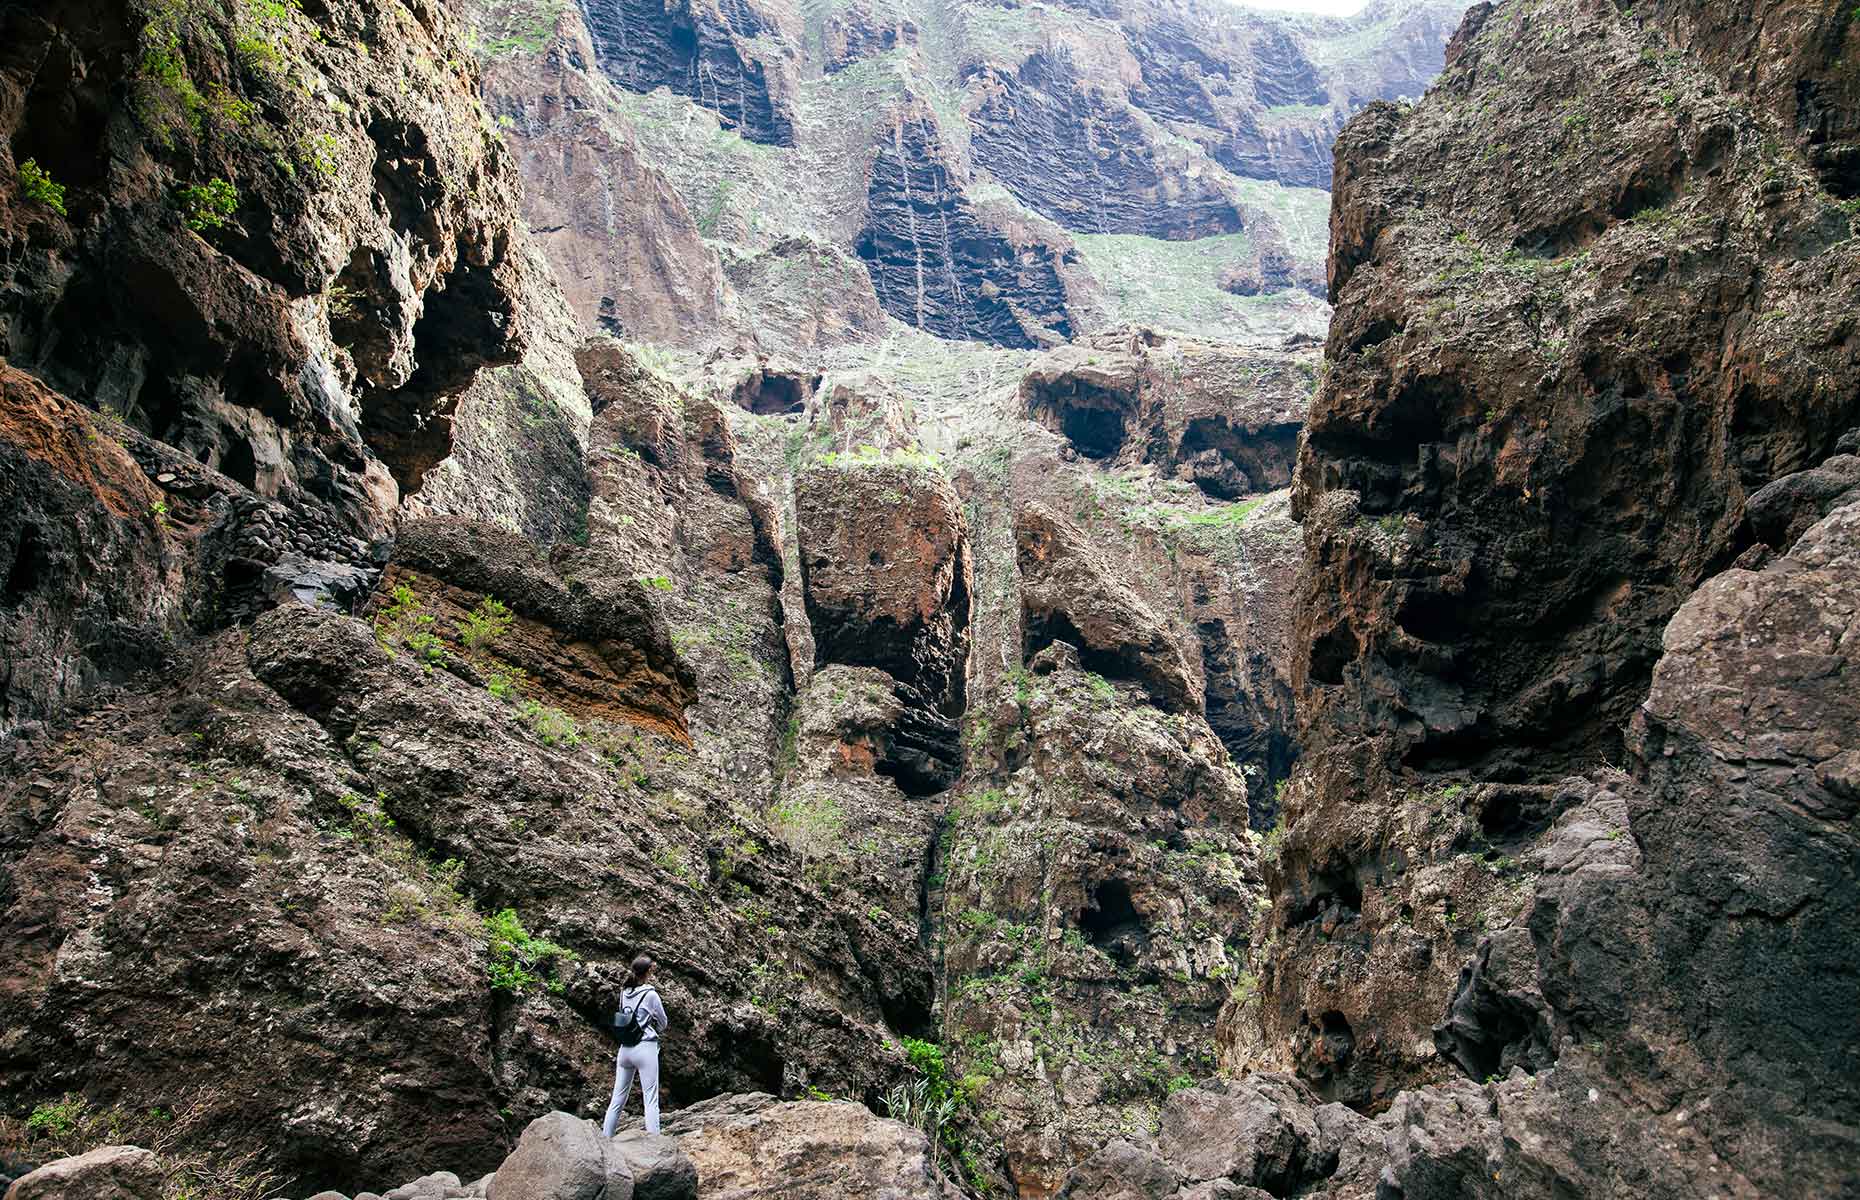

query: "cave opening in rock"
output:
1023 610 1182 713
1178 416 1299 499
1287 868 1363 927
4 526 45 607
731 369 816 416
1060 402 1126 459
1078 878 1146 967
219 436 259 491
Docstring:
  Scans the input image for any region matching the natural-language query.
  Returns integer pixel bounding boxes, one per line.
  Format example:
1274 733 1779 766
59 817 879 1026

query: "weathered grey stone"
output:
2 1146 163 1200
487 1112 632 1200
604 1134 694 1200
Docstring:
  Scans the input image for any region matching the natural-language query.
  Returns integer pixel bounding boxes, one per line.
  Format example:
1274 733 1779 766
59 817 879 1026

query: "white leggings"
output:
602 1040 660 1136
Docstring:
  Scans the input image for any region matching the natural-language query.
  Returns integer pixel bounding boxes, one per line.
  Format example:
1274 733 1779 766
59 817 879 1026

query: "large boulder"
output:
665 1093 951 1199
604 1134 695 1200
2 1146 162 1200
486 1113 637 1200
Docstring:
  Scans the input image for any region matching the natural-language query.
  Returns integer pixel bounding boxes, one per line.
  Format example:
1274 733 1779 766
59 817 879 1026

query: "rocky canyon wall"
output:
1216 0 1860 1195
3 0 1856 1199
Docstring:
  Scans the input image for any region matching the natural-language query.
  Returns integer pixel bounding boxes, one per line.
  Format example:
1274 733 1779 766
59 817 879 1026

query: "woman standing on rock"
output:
603 954 670 1137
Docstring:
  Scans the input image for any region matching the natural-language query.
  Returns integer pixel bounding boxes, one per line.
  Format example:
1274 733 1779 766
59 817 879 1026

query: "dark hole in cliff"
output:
1297 1010 1357 1097
1476 787 1555 843
1025 376 1134 460
1078 878 1146 968
1433 940 1555 1083
1178 417 1299 499
1394 588 1468 644
1023 612 1188 714
219 437 259 491
4 527 46 607
362 258 520 493
1346 318 1402 356
1287 868 1363 927
731 369 815 416
1608 174 1678 222
1307 624 1358 686
1059 402 1126 459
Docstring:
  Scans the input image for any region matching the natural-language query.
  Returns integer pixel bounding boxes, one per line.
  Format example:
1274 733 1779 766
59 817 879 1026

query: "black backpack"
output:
614 987 656 1047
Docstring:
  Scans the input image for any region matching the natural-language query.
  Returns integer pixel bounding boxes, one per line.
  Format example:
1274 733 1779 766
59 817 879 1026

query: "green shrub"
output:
374 583 447 667
487 662 528 701
517 698 580 746
24 1095 85 1138
15 159 66 216
177 178 238 232
483 907 575 994
459 595 514 654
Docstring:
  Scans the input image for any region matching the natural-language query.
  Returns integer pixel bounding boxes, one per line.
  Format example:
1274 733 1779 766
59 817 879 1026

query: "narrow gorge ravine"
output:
1 0 1856 1198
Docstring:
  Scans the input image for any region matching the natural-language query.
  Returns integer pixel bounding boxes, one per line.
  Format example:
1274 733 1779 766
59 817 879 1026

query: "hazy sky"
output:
1226 0 1370 14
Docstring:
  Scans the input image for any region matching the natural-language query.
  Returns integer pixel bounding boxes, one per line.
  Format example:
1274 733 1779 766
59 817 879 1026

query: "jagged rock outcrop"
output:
824 1 920 74
796 453 971 794
1145 6 1860 1199
1 0 531 515
0 0 552 737
580 0 797 147
967 52 1245 240
0 365 178 732
1015 505 1197 714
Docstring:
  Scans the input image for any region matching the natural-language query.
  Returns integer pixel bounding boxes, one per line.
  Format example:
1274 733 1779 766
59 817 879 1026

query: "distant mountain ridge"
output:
467 0 1469 351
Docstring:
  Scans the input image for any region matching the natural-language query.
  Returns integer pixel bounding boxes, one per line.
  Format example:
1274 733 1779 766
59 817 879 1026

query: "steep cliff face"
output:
856 107 1091 349
478 6 736 347
0 278 1310 1195
17 0 1855 1198
1236 0 1860 1193
581 0 799 146
0 0 542 734
465 0 1467 350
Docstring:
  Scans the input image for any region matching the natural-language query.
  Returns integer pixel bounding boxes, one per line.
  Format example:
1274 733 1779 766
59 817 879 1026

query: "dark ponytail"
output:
628 954 656 987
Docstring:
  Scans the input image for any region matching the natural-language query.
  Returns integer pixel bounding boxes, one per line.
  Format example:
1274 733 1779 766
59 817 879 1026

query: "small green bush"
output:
459 595 514 654
374 583 447 667
483 907 574 994
519 698 581 747
15 159 67 216
177 177 238 232
487 662 528 701
25 1095 85 1137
